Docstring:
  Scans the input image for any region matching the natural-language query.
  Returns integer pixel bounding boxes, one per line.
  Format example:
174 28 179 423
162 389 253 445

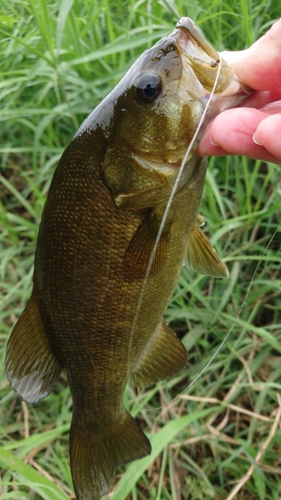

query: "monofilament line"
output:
127 53 223 378
175 227 280 396
146 226 280 412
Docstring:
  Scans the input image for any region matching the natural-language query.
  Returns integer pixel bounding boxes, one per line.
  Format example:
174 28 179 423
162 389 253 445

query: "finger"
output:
220 19 281 91
197 108 281 164
198 108 265 154
239 88 281 110
253 114 281 160
197 122 229 157
260 99 281 114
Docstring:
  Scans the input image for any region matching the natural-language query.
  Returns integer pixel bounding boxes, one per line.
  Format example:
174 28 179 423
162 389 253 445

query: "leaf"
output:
253 469 266 500
56 0 75 52
0 447 69 500
4 425 69 457
61 31 169 69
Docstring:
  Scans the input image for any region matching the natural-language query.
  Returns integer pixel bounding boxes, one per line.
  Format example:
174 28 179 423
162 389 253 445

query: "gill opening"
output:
126 53 224 382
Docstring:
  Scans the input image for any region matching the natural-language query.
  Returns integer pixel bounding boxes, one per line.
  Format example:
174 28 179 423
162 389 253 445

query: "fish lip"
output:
173 17 219 63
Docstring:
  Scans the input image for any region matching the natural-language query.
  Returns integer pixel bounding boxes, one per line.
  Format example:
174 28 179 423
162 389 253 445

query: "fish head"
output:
98 18 252 209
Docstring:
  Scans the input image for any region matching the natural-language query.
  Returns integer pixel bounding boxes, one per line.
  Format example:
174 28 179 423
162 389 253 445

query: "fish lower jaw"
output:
218 74 253 98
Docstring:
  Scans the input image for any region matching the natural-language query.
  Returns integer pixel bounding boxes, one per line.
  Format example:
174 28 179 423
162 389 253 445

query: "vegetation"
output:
0 0 280 499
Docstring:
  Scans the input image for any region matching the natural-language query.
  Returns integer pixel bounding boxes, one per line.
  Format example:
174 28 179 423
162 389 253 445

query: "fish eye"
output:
134 72 162 104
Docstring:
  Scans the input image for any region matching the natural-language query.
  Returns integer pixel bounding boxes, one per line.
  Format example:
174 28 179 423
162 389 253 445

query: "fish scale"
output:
5 17 252 500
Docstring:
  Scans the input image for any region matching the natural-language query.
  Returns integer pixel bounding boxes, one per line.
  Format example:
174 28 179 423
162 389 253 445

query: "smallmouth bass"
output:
5 18 251 500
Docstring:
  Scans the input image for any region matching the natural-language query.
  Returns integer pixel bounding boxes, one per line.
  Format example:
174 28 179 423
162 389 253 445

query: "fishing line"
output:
174 226 280 396
127 52 223 384
134 226 280 413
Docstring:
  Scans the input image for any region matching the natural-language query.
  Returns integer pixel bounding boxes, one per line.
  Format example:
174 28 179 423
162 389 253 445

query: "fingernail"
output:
210 136 219 146
252 133 262 146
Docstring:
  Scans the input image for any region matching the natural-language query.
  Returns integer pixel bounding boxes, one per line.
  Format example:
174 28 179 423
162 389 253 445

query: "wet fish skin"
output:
5 18 251 500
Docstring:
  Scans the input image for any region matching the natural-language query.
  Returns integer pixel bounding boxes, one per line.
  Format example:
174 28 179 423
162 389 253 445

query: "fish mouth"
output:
169 17 252 130
172 17 252 101
176 17 223 74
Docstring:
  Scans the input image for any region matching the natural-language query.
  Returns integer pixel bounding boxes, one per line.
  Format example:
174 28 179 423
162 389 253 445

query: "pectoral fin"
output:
130 321 188 387
5 291 62 403
123 210 171 280
185 222 229 278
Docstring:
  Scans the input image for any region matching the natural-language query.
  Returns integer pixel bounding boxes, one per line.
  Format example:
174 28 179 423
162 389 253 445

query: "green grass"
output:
1 0 281 499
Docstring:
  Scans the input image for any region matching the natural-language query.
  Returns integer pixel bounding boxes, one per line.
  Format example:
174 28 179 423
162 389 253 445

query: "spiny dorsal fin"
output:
185 222 229 278
5 291 62 403
130 320 188 387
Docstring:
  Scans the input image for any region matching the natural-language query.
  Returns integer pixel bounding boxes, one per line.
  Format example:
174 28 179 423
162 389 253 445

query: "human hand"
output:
197 19 281 164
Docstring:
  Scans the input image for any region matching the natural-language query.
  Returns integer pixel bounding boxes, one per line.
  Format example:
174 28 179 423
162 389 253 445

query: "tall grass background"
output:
0 0 281 499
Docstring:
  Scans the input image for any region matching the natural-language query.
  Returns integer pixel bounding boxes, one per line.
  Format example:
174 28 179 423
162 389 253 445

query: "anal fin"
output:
5 291 62 403
130 321 188 387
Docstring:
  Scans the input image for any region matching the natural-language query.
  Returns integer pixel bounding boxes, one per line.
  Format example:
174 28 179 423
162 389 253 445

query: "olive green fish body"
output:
6 18 251 500
35 125 205 417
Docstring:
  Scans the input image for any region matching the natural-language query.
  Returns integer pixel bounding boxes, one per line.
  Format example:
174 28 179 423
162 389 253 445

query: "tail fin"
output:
70 412 151 500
